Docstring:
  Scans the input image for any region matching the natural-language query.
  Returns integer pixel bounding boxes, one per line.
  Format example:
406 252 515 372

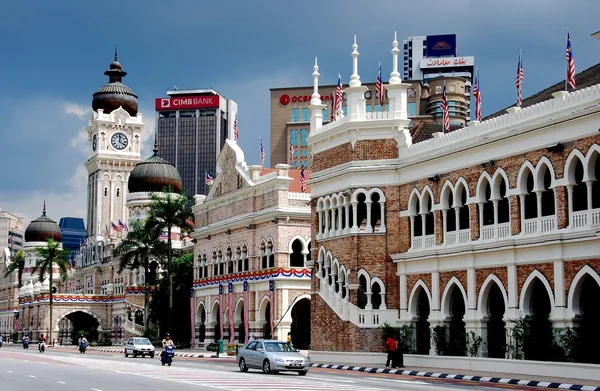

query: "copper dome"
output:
24 203 62 243
92 51 138 117
128 145 183 193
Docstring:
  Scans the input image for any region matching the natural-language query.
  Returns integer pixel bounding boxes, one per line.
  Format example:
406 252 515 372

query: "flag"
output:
566 32 576 89
118 219 127 231
227 282 234 343
516 52 524 107
111 221 122 232
376 61 385 107
334 73 343 120
441 81 450 132
260 138 265 167
330 98 335 122
243 280 249 343
159 230 168 239
473 68 482 121
269 280 275 338
105 225 110 237
233 114 239 140
205 171 213 186
300 167 307 193
219 284 224 341
289 143 294 166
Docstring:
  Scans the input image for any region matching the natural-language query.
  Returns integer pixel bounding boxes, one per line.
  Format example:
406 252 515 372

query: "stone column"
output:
351 202 359 233
336 206 343 235
343 203 350 234
379 200 386 232
365 201 373 233
566 185 574 227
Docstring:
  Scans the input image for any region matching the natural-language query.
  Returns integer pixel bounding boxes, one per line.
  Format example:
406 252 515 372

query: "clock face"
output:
92 134 97 152
111 133 128 150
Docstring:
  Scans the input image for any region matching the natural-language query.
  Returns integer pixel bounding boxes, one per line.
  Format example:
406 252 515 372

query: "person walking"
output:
385 334 397 367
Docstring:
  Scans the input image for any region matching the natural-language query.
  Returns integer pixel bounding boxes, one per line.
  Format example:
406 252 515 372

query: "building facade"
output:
155 89 238 197
191 140 312 348
0 208 24 258
306 36 600 363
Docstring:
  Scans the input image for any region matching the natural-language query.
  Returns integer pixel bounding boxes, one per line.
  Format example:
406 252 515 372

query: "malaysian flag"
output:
227 282 234 343
205 171 213 186
243 280 249 343
300 167 307 193
516 51 524 107
334 73 343 120
376 61 385 107
111 221 122 232
269 280 275 339
473 68 482 121
289 143 294 166
441 81 450 132
105 225 110 237
233 114 239 140
260 138 265 167
566 32 576 89
330 98 335 122
118 219 128 231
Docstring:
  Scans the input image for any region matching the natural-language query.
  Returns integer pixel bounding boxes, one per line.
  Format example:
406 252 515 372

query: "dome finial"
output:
114 45 118 61
153 133 159 153
42 200 46 216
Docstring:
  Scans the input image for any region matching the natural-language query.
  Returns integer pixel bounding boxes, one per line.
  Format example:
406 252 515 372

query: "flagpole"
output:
565 29 569 92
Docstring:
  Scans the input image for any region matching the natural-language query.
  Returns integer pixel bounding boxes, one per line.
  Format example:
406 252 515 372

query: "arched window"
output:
289 239 304 267
236 246 242 272
356 193 367 231
358 275 367 309
212 251 218 276
572 158 587 212
446 191 456 232
413 198 423 237
423 193 434 236
371 192 382 230
260 242 267 269
267 241 275 268
593 155 600 209
482 180 494 225
540 167 555 216
241 245 249 271
226 247 233 274
457 186 470 230
524 169 537 219
371 282 382 310
497 177 510 224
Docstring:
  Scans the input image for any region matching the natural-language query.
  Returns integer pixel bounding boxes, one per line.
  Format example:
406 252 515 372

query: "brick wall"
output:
475 267 508 297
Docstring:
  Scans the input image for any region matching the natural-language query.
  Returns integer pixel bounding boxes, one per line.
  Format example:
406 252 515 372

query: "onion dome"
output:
92 47 138 117
128 141 183 193
24 202 62 242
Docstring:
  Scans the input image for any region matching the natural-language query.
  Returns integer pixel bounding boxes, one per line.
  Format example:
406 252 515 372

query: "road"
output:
0 345 542 391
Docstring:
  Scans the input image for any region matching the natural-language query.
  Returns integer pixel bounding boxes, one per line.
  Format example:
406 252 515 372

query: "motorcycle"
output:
161 345 174 366
79 342 87 354
39 342 46 353
23 340 29 349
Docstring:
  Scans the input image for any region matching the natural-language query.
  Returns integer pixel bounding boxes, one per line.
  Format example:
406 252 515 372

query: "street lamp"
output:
13 309 19 342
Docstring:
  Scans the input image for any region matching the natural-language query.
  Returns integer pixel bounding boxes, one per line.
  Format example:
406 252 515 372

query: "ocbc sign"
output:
279 94 333 106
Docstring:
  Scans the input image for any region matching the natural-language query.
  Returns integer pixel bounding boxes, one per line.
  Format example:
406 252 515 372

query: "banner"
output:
218 284 224 341
269 280 275 339
243 280 249 343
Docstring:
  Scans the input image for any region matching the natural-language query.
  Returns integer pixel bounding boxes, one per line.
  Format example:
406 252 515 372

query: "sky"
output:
0 0 599 227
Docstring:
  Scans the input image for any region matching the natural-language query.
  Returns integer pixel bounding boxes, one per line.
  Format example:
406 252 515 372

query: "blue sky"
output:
0 0 599 226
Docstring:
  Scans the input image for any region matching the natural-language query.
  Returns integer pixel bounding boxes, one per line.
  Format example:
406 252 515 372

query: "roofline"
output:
269 79 422 91
167 89 220 96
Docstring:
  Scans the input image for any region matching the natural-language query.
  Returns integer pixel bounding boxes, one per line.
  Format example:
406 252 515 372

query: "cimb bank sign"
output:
155 95 220 110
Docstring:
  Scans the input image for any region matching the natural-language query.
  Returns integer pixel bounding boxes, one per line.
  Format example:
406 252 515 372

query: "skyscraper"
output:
155 89 237 196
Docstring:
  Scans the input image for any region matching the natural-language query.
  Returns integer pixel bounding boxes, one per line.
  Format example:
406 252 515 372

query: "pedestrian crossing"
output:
49 356 387 391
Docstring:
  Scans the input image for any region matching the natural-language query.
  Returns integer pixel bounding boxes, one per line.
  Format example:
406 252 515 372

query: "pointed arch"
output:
477 274 509 316
408 188 421 216
370 276 386 293
565 148 587 185
55 309 103 330
519 270 555 315
440 180 455 209
567 265 600 315
440 276 468 319
420 185 435 212
516 160 536 195
210 298 221 322
408 279 432 318
585 144 600 182
534 157 556 191
454 177 471 202
258 294 272 323
491 168 511 198
475 171 493 203
357 268 371 292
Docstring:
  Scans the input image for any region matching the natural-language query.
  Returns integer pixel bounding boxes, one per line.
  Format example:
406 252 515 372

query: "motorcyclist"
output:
0 334 4 347
23 335 30 349
38 334 46 352
79 336 88 352
160 333 175 360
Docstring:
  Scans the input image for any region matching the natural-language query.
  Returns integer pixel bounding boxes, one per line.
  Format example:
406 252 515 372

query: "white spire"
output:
310 56 321 105
349 34 361 87
389 31 401 84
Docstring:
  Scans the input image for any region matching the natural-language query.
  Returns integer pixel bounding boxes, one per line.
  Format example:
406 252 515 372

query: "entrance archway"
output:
575 275 600 363
525 278 552 360
290 298 310 349
486 283 506 358
212 302 221 341
61 311 100 344
263 301 272 339
415 287 430 354
447 285 466 356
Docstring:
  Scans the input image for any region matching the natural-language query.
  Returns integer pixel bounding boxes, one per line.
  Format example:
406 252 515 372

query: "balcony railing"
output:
411 234 435 250
445 229 471 245
523 215 556 235
571 208 600 228
481 222 511 240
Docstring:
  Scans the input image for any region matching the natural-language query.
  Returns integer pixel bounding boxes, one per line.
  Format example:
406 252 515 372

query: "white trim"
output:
407 279 432 318
519 269 555 316
477 274 508 317
566 265 600 315
440 276 468 319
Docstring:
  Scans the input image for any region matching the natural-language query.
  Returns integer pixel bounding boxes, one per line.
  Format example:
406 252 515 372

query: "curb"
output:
310 364 600 391
62 345 227 358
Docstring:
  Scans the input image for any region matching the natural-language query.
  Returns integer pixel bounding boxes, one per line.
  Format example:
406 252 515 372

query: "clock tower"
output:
85 52 143 240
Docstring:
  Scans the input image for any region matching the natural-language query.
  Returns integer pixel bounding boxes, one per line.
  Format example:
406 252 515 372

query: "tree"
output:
146 188 193 336
113 219 166 331
31 238 71 346
4 250 26 288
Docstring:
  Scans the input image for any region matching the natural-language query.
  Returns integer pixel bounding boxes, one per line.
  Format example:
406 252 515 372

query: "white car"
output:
124 337 155 358
237 340 310 375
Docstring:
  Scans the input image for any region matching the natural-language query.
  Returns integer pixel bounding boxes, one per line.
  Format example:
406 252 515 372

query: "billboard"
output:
419 56 474 69
155 95 220 110
426 34 457 57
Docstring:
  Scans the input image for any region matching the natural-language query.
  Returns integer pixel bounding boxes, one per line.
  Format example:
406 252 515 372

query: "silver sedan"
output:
237 340 310 375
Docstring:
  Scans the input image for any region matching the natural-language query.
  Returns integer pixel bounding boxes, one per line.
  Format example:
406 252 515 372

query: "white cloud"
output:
64 102 89 119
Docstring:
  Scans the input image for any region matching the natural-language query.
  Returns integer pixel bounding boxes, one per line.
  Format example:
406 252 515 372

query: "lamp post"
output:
13 309 19 342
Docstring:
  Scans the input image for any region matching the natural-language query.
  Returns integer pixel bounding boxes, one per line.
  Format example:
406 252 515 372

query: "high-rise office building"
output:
0 208 24 258
403 34 475 83
155 89 237 197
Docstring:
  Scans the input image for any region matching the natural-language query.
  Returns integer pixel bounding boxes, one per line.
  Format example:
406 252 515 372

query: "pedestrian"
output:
248 335 255 343
385 334 397 367
287 332 292 345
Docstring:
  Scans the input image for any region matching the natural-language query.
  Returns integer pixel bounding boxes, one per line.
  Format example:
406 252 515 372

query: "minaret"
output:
345 35 368 122
309 57 324 134
386 32 411 121
85 52 144 240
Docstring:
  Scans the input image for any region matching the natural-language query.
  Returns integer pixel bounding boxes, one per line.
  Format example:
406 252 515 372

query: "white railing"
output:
365 111 389 120
411 234 436 250
411 236 422 249
424 234 436 248
125 319 144 335
481 225 495 240
445 229 471 245
523 216 556 235
498 222 511 238
445 231 457 245
593 209 600 225
481 223 511 240
572 210 588 228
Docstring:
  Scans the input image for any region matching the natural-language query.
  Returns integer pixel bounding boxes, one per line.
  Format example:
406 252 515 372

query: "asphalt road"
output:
0 345 542 391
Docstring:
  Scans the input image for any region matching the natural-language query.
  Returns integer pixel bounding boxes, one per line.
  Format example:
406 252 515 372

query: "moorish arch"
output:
477 274 508 358
211 298 221 341
54 308 104 331
234 297 246 343
441 276 467 356
258 294 272 339
195 301 207 342
408 280 432 355
290 294 311 349
567 265 600 364
519 270 554 361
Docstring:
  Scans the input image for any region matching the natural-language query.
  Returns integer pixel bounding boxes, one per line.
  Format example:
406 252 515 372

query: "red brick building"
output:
306 37 600 361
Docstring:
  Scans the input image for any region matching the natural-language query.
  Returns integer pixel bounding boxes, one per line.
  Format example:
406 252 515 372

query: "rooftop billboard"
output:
426 34 457 57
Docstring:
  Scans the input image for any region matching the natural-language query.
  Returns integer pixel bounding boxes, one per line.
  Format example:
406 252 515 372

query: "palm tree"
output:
31 238 71 346
4 250 26 288
146 187 193 334
113 219 166 331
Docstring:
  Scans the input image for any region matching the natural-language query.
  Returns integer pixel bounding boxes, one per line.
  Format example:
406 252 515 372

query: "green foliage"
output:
4 250 26 288
506 315 528 360
552 327 579 362
466 330 483 357
431 325 448 356
379 322 415 353
32 238 71 284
